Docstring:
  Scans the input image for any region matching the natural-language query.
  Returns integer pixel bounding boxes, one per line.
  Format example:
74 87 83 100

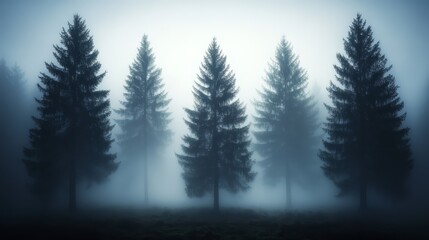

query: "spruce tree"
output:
178 39 255 211
320 14 412 210
116 35 171 205
23 15 117 210
253 37 318 209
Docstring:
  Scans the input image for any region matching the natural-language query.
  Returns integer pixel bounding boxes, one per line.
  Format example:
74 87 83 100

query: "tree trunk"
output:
359 169 367 211
212 131 219 212
213 158 219 212
285 159 292 209
212 102 220 212
144 138 149 206
69 156 76 211
359 123 368 212
69 74 78 212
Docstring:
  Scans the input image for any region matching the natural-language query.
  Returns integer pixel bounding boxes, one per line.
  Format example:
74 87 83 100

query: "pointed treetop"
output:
141 34 150 50
207 37 228 61
276 36 294 61
355 13 363 22
73 14 83 24
67 14 88 34
349 13 371 37
136 34 154 61
211 37 218 46
208 37 221 58
143 34 148 42
279 35 288 47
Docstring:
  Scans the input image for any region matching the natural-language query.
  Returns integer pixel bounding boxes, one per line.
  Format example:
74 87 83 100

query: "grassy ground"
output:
1 208 428 239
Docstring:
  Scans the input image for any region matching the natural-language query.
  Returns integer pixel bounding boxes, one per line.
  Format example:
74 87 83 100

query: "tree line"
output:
2 13 421 212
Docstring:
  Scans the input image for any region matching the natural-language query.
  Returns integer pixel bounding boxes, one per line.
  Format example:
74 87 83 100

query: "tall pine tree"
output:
253 37 318 209
320 14 412 210
116 35 171 205
178 39 255 211
23 15 117 210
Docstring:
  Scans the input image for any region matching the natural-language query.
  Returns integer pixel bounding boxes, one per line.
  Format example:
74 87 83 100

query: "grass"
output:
1 207 428 239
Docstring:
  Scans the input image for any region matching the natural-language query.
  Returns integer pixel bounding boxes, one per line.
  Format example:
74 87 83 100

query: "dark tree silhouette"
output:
116 35 171 205
253 37 318 209
320 14 412 211
178 39 255 211
23 15 117 210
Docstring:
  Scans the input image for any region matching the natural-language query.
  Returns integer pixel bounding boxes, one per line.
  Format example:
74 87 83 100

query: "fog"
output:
0 0 428 221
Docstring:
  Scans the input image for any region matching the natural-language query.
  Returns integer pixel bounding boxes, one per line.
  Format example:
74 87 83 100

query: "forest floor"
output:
1 207 428 240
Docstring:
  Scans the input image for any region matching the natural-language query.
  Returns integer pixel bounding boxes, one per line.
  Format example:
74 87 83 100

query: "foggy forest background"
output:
0 0 428 216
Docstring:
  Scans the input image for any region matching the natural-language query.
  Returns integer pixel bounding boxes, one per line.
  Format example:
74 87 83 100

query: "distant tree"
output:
253 37 318 209
0 60 29 210
23 15 118 210
319 14 412 210
178 39 255 211
116 35 171 205
0 60 26 141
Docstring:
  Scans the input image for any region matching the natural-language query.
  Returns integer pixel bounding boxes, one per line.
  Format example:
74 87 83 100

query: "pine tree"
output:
253 37 318 209
320 14 412 210
23 15 118 210
178 39 255 211
116 35 171 205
